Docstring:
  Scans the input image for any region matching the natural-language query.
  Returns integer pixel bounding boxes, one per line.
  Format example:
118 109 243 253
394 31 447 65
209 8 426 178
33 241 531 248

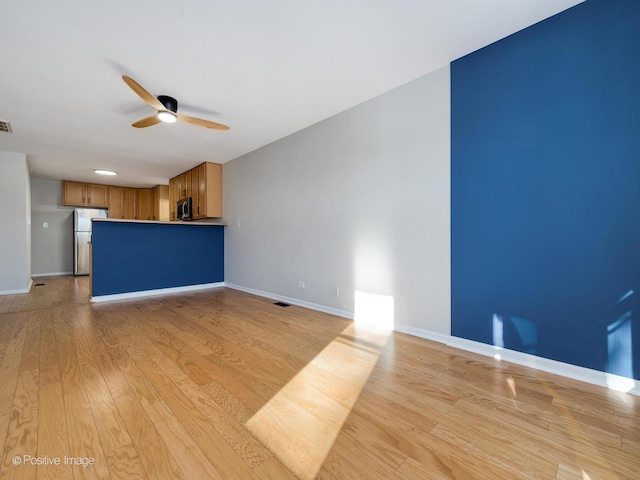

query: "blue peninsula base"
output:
91 219 224 299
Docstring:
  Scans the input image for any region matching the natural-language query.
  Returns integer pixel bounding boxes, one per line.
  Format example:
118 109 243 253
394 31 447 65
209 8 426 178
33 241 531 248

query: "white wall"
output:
31 178 75 276
0 150 31 294
223 66 451 335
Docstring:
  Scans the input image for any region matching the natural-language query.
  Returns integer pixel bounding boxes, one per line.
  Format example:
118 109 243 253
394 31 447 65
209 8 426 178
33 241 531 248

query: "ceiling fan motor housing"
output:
157 95 178 113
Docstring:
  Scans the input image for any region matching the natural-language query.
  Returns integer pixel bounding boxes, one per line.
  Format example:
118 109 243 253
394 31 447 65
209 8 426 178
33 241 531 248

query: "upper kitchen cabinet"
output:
123 188 137 219
108 186 138 220
152 185 169 221
136 188 152 221
169 162 221 220
193 162 222 219
169 177 177 221
108 186 124 219
133 186 168 221
63 181 109 208
171 171 192 201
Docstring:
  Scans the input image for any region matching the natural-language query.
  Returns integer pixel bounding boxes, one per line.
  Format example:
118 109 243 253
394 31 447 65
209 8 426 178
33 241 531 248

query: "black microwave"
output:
177 197 192 220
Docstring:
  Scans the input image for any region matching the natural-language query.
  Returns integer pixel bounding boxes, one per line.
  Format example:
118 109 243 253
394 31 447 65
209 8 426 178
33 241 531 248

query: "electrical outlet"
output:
332 287 340 297
297 281 305 289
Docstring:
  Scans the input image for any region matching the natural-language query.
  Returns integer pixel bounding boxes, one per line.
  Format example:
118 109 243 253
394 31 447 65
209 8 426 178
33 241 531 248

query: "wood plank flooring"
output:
0 276 638 479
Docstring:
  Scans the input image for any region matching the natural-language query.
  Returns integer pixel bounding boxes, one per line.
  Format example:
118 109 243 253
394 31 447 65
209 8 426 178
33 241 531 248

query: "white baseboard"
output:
90 282 225 303
32 271 73 278
448 336 639 396
223 284 638 395
225 283 354 320
393 324 450 345
0 278 33 296
90 279 639 396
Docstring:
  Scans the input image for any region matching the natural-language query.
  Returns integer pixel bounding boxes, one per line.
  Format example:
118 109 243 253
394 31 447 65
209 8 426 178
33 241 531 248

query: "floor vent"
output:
0 120 12 133
273 301 291 307
34 283 45 287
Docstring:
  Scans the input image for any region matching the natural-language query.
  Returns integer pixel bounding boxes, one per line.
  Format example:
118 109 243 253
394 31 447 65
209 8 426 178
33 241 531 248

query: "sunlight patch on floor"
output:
245 293 393 479
605 373 636 394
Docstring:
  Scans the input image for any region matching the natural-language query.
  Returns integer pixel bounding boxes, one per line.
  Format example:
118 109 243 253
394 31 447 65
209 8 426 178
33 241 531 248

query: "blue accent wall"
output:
451 0 640 379
92 222 224 296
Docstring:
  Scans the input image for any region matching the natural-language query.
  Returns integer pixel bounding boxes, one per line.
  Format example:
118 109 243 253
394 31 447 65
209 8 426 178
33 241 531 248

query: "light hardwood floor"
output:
0 276 638 479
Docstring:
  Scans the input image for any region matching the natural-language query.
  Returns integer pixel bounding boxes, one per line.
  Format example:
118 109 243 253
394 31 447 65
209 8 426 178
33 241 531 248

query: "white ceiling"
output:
0 0 583 187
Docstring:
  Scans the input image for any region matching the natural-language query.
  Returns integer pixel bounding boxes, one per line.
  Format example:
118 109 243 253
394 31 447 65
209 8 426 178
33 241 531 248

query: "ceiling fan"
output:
122 75 230 131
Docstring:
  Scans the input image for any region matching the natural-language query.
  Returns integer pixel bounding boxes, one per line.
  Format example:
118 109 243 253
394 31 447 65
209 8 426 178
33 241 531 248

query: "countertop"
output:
92 218 227 226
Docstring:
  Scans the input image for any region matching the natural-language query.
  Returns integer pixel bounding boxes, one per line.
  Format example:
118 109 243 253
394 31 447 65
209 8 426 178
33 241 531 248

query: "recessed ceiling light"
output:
157 110 177 123
94 169 117 176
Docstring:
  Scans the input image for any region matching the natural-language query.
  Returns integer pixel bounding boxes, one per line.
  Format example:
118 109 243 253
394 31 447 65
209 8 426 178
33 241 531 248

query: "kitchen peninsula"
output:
90 218 225 301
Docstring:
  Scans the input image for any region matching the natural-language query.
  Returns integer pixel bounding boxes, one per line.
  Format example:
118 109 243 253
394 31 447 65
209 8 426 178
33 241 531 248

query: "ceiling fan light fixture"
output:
157 110 177 123
94 169 117 176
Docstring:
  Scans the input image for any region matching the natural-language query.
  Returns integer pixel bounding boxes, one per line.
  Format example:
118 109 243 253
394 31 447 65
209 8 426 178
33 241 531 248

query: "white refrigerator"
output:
73 208 108 275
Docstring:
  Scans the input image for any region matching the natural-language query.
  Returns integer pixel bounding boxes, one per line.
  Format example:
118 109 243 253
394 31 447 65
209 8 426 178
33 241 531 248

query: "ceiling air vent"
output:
0 120 12 133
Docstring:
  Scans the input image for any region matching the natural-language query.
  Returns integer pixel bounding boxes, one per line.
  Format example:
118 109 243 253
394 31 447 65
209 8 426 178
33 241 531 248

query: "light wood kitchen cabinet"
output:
152 185 169 221
193 162 222 219
123 188 137 219
169 177 177 221
108 186 137 219
136 188 152 220
133 186 168 221
108 186 124 219
63 181 109 208
63 181 85 206
169 171 191 219
65 180 167 220
191 167 200 217
169 162 222 220
174 171 192 200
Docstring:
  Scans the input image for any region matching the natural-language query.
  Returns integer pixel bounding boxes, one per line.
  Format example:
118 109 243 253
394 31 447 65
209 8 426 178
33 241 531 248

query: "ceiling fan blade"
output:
122 75 164 110
178 114 230 131
132 115 162 128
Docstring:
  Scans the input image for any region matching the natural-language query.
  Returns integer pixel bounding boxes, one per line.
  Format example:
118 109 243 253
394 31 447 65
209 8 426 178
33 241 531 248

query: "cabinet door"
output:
136 188 151 220
109 186 124 219
150 187 157 220
177 173 187 200
154 185 169 221
191 166 201 218
123 188 137 219
203 162 222 218
63 181 86 206
197 163 207 218
169 178 177 221
136 188 152 220
87 184 109 207
184 170 192 200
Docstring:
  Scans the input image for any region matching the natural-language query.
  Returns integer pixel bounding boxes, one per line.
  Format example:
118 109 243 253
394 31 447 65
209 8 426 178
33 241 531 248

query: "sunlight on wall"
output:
352 229 393 294
245 314 392 479
493 314 504 348
354 291 394 329
606 290 634 392
493 313 538 354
